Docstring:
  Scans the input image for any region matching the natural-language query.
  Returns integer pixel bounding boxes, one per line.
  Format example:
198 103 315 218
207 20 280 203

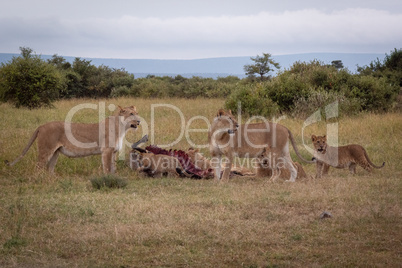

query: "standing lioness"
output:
209 109 313 182
311 135 385 178
6 105 141 174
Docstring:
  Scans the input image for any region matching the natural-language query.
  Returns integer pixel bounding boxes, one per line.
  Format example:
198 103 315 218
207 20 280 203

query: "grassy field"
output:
0 98 401 267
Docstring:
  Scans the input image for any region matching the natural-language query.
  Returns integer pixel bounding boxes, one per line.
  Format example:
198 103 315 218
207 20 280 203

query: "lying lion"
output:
6 106 140 174
137 152 188 178
257 147 307 181
187 148 212 171
311 135 385 178
187 148 255 177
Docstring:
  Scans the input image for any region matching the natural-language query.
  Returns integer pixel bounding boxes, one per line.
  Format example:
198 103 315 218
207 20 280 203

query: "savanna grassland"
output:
0 97 401 267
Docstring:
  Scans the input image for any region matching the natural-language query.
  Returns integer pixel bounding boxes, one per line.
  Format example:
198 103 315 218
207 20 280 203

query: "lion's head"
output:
118 106 141 129
187 148 201 163
312 135 327 153
187 148 212 170
213 109 239 135
258 147 270 167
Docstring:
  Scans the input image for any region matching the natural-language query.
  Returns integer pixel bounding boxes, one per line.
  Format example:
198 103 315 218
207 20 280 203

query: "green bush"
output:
62 70 83 98
264 74 310 111
90 175 128 190
0 49 64 109
120 75 238 99
225 84 279 118
358 48 402 87
226 59 398 117
110 85 132 98
344 75 398 112
292 90 362 119
48 55 136 99
137 77 171 98
2 47 399 115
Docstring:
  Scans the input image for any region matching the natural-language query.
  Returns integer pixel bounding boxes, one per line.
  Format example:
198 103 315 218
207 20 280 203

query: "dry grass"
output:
0 98 401 267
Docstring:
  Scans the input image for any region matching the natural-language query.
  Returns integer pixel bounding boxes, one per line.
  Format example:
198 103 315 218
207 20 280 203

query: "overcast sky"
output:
1 0 401 59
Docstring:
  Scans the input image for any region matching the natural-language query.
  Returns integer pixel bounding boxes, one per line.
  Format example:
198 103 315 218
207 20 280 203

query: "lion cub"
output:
311 135 385 178
137 153 185 178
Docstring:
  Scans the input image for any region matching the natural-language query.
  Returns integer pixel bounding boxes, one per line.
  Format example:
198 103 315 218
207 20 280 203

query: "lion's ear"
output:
117 105 126 114
311 135 317 141
195 149 199 153
217 109 225 117
228 109 233 115
323 135 327 141
118 105 125 112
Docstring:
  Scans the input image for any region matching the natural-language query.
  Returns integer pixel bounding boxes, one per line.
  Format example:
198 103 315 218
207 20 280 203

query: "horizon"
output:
0 51 387 79
0 50 390 61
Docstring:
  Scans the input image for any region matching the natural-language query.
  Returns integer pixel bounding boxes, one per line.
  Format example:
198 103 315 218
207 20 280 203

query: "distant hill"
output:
0 52 385 78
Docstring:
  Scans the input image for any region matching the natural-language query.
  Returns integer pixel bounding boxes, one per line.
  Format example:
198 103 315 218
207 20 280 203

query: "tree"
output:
357 48 402 87
20 47 33 59
383 48 402 71
0 47 64 109
244 53 280 80
67 57 97 98
48 54 71 70
331 60 344 70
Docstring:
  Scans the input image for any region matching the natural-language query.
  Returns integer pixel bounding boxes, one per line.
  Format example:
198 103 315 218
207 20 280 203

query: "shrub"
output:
110 86 133 98
90 175 128 190
292 90 362 119
47 55 136 99
264 73 310 112
124 75 238 99
358 48 402 87
0 48 64 109
267 60 397 114
131 77 171 98
225 83 279 118
3 237 27 249
344 75 398 112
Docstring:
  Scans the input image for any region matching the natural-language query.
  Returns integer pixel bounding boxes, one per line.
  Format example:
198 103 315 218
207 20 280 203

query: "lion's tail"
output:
363 149 385 169
288 129 315 164
5 128 39 167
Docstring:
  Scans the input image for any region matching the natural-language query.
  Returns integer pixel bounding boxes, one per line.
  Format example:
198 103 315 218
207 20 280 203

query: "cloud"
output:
1 8 401 58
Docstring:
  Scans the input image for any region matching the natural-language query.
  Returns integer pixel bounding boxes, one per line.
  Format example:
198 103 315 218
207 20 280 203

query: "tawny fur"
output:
187 147 255 177
187 148 213 170
6 106 141 174
256 147 307 181
208 109 313 182
312 135 385 178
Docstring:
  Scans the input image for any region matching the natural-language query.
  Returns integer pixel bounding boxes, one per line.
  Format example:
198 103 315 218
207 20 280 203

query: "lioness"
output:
208 109 313 182
137 152 186 177
6 106 141 174
311 135 385 178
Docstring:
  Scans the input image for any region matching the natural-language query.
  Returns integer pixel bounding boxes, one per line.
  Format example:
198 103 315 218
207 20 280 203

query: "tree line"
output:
0 47 400 116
